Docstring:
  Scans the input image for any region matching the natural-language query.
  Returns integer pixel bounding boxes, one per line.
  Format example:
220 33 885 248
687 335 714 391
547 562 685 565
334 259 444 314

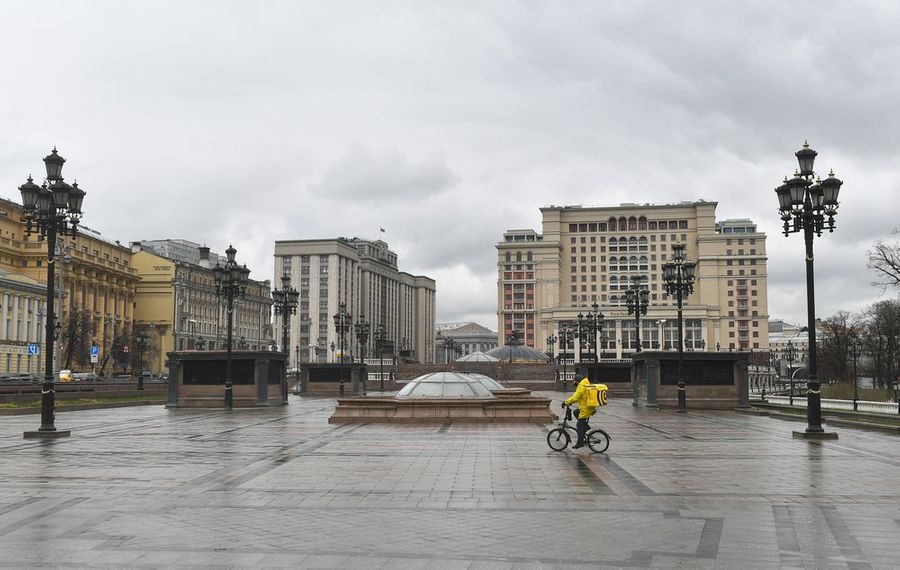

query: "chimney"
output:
199 246 210 269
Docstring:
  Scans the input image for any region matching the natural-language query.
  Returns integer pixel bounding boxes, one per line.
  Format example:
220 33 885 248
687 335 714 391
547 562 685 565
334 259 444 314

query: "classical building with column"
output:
497 202 769 360
0 268 48 376
273 238 436 365
0 198 138 372
132 243 274 373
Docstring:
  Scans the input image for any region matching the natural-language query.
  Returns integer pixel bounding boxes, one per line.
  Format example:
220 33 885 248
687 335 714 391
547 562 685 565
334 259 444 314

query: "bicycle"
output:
546 404 610 453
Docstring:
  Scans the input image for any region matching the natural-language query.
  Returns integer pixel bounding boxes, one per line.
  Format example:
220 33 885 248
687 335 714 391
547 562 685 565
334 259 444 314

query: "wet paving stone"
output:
0 394 898 568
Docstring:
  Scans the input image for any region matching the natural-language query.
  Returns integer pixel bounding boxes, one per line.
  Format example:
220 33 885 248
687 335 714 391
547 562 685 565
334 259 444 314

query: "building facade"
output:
274 238 436 365
435 322 498 364
0 198 138 373
132 245 273 373
0 268 48 376
497 202 769 359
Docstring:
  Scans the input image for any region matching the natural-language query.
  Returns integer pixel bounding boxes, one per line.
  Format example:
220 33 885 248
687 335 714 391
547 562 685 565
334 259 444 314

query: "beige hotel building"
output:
497 201 769 358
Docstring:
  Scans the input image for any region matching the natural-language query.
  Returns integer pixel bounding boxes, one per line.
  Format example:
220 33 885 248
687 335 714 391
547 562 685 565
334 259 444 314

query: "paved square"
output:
1 394 898 568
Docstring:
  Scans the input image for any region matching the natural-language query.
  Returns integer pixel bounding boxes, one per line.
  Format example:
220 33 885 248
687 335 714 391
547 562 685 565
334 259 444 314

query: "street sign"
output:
90 354 98 363
90 345 99 356
27 343 40 355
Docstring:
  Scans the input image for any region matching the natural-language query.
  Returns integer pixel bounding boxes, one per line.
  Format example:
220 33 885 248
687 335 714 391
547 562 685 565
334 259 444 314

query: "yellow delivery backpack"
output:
585 383 609 407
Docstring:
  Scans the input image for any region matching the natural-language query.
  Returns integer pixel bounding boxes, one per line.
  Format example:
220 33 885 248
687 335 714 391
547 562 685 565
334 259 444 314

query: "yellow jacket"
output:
565 378 596 419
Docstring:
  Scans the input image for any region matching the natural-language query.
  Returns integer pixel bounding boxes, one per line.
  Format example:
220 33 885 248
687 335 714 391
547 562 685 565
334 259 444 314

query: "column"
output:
11 295 19 342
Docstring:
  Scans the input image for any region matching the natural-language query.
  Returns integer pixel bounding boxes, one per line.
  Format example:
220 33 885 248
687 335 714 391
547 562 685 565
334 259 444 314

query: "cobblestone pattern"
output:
0 395 898 568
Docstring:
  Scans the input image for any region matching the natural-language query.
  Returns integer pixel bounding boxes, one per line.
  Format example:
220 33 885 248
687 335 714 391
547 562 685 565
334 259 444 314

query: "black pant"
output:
575 418 590 445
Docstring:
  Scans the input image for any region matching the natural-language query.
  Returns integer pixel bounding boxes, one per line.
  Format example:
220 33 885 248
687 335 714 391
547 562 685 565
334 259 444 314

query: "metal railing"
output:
762 395 898 415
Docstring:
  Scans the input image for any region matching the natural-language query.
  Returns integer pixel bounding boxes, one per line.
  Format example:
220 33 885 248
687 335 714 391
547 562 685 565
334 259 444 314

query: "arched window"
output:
526 251 533 262
619 256 628 264
638 216 648 230
515 252 522 262
505 252 511 262
628 216 637 231
629 256 639 271
608 217 617 231
639 256 648 270
618 216 627 228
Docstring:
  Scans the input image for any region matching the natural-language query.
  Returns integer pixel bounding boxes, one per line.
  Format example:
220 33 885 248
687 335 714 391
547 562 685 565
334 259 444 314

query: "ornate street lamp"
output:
354 318 370 393
558 322 574 386
272 272 299 405
213 245 250 410
662 243 696 413
20 148 86 438
775 141 842 437
624 276 649 353
848 333 861 412
443 336 459 364
375 324 387 390
546 334 557 361
135 329 149 391
332 302 352 396
786 340 796 407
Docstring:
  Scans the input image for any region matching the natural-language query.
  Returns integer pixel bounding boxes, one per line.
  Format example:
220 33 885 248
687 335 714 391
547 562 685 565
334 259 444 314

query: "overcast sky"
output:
2 1 898 330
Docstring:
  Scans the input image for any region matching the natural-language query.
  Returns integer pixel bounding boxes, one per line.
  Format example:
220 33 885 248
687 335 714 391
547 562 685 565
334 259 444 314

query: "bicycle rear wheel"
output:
586 429 610 453
546 428 570 451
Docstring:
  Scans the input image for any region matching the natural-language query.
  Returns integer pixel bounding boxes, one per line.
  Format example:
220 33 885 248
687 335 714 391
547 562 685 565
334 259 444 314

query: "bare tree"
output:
63 307 91 370
867 228 900 289
818 311 861 383
862 299 900 389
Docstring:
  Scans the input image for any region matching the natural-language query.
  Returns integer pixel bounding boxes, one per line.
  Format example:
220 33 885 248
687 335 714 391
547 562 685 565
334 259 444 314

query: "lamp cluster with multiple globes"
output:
19 148 86 239
775 142 843 236
212 245 251 296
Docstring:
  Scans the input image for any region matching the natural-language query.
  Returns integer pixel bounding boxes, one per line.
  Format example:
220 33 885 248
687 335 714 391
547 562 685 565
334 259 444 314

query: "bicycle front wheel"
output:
546 428 571 452
586 429 610 454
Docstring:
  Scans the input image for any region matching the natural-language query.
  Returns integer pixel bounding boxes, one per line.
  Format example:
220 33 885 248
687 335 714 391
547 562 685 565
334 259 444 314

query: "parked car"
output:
58 369 73 383
72 372 97 382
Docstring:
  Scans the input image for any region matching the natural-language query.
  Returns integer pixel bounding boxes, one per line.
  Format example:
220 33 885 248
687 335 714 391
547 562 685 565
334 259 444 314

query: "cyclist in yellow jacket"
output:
563 365 596 449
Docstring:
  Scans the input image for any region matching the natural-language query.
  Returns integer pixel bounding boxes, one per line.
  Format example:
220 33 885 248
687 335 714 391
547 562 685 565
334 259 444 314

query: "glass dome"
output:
396 372 497 398
456 351 499 362
485 344 551 362
463 373 505 391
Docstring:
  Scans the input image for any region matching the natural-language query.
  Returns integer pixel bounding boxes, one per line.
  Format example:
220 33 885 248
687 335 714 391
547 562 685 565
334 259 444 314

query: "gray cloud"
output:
312 145 456 203
1 1 899 327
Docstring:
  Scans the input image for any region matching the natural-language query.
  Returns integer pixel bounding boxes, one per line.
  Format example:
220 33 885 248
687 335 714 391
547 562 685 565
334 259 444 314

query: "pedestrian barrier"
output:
763 395 898 415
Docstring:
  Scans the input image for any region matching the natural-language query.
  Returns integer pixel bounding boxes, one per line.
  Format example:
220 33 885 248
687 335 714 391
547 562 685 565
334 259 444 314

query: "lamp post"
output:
332 302 351 396
546 334 557 362
624 276 649 353
354 318 369 393
443 336 459 365
213 245 250 410
558 323 574 387
20 148 85 438
786 341 796 406
775 141 843 437
375 324 387 390
662 243 696 413
135 328 148 390
575 312 587 362
272 272 299 405
848 333 861 412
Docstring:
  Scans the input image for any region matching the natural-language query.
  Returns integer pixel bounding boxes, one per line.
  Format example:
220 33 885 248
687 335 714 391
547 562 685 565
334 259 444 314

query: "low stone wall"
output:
328 393 556 424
